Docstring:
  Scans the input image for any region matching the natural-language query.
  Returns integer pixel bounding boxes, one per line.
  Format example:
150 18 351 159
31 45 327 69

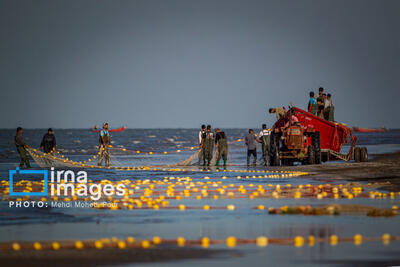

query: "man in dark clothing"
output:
317 87 325 118
215 128 228 167
15 127 31 168
40 128 56 153
257 124 271 166
198 125 206 165
245 129 257 167
201 125 214 166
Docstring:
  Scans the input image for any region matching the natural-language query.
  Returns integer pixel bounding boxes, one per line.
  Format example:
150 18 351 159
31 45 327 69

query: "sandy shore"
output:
0 246 228 267
279 151 400 191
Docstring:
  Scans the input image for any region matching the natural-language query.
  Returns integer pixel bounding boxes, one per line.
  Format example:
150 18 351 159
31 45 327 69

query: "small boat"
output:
91 126 127 133
352 126 387 133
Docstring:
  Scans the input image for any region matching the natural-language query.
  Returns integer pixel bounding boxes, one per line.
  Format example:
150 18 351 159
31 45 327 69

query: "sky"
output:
1 0 399 129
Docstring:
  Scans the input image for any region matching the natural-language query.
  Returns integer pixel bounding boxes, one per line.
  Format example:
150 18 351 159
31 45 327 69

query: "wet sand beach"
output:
0 247 228 267
282 151 400 191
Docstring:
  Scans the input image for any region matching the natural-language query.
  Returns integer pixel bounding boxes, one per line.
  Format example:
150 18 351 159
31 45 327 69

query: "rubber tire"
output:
354 147 361 162
312 132 322 164
270 133 280 166
360 147 368 162
308 146 315 165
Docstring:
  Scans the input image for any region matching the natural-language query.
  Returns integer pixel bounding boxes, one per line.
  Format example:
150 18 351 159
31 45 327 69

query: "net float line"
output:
1 234 398 251
29 138 243 161
100 138 244 155
2 177 399 202
26 147 310 175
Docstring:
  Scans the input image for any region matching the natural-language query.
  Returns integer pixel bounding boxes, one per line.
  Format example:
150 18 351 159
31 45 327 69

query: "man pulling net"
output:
98 123 111 167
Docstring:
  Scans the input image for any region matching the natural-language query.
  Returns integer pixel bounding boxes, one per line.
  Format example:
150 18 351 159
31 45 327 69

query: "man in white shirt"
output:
324 93 334 121
257 124 271 166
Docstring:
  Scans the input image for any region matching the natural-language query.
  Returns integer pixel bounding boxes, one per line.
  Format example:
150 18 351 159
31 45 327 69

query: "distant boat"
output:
352 126 387 133
91 126 127 133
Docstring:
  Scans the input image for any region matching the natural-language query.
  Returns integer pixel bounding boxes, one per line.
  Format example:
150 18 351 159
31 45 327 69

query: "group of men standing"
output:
13 124 111 169
14 127 56 168
308 87 335 121
197 123 272 168
198 125 228 167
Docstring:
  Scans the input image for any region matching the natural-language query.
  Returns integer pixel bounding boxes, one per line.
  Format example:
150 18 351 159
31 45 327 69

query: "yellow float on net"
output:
354 234 362 246
12 242 20 251
117 241 126 249
256 236 268 247
330 235 338 246
201 237 210 248
226 236 236 248
382 233 391 245
227 204 235 210
142 240 150 248
177 237 185 247
94 240 103 249
152 236 162 245
294 236 304 247
75 241 84 249
33 242 42 250
52 242 60 250
308 236 315 246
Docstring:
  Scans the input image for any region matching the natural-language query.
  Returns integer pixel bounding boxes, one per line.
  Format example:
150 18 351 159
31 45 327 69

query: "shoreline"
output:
279 151 400 191
0 247 227 267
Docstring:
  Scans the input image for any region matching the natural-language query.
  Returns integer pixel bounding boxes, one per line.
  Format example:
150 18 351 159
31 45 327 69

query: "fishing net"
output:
27 147 214 168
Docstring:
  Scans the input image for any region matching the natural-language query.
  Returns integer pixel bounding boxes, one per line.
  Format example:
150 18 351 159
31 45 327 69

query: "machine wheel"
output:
321 151 329 162
360 147 368 162
354 147 361 162
308 146 315 165
270 133 280 166
312 132 321 164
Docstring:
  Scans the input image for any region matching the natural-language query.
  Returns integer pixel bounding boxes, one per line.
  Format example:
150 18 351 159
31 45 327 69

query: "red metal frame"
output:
273 107 357 159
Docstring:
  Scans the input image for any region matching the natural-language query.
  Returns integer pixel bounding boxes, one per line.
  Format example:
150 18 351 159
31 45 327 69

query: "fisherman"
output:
201 125 214 166
15 127 31 168
307 91 318 115
257 124 271 166
269 107 286 121
98 123 111 167
317 87 325 118
215 128 228 167
245 129 257 167
198 124 206 165
40 128 56 153
325 93 335 121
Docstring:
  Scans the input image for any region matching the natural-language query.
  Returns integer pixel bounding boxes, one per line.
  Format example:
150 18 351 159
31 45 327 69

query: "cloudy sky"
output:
1 0 399 129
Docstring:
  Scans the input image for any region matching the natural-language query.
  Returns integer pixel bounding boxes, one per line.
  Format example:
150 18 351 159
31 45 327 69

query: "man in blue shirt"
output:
307 91 318 115
98 123 111 167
